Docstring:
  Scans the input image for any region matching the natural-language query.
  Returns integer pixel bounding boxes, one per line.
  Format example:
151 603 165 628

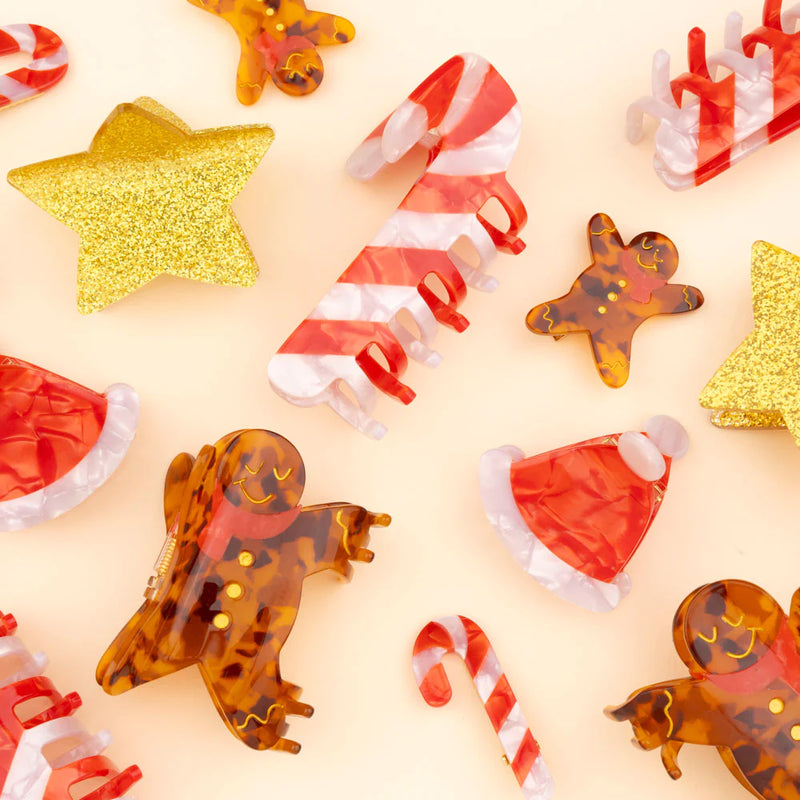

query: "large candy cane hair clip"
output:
0 25 67 110
0 612 142 799
268 52 527 439
629 0 800 189
413 616 554 800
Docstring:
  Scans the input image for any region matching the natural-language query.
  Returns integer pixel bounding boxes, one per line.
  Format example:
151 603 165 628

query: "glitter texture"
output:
7 97 274 314
699 241 800 443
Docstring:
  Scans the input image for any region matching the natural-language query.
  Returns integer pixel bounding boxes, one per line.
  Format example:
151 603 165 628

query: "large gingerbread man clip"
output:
187 0 355 105
526 214 704 388
96 429 390 752
607 580 800 799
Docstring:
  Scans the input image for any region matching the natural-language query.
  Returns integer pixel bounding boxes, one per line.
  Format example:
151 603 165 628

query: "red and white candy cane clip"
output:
412 616 554 800
0 25 68 110
268 53 527 439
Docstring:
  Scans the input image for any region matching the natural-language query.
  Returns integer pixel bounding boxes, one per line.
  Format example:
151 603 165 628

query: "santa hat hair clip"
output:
268 52 527 439
629 0 800 189
0 356 138 531
0 612 142 800
479 416 689 612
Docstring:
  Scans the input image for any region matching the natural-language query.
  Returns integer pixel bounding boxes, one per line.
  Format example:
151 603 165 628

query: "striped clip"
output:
0 24 68 110
412 616 554 799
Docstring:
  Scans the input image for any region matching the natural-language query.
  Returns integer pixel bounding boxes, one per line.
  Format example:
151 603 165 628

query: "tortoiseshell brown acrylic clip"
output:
97 429 390 752
526 214 703 388
607 580 800 799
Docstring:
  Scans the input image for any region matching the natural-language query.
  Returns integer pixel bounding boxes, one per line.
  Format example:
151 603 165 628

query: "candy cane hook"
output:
412 616 554 800
0 25 68 110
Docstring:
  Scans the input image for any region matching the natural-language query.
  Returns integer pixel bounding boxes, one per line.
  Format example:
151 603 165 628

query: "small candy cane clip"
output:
412 616 554 800
0 25 68 110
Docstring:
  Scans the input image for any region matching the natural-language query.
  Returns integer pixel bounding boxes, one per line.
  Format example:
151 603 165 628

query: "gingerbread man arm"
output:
294 503 391 579
302 10 356 45
789 588 800 648
587 213 625 261
606 678 725 777
526 292 590 337
647 283 704 315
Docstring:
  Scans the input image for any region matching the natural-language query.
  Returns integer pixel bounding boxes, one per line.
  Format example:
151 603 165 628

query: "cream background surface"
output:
0 1 796 798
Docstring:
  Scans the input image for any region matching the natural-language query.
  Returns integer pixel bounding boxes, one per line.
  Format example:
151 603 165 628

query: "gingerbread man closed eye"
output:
97 429 390 752
527 213 704 388
607 580 800 800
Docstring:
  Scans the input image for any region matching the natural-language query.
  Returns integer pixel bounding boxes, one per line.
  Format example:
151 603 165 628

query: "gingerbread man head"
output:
218 430 306 514
673 580 784 675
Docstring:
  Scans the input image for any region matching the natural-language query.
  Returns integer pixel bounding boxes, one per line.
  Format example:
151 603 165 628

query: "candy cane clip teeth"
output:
413 616 554 800
268 52 528 439
629 0 800 189
0 612 142 800
0 25 68 110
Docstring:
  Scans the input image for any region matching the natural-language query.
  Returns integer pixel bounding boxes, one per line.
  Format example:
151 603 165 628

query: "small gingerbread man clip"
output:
526 214 704 388
96 429 390 752
607 580 800 799
186 0 355 105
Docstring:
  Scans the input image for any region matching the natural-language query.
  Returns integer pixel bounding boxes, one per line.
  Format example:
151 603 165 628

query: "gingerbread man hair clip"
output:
526 214 704 388
186 0 355 105
97 429 390 752
607 580 800 799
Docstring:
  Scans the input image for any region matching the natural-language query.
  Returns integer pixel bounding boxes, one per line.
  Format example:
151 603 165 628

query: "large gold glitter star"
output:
8 97 274 314
700 241 800 443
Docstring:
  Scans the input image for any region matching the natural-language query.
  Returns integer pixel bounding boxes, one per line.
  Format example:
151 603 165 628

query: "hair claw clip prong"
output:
413 616 554 800
271 53 527 438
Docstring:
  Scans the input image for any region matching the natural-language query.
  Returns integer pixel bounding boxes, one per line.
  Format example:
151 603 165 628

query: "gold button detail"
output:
276 22 286 31
239 551 255 568
607 292 618 302
792 724 800 741
213 613 231 631
619 279 627 288
598 306 607 315
770 698 785 714
265 6 275 14
226 583 244 600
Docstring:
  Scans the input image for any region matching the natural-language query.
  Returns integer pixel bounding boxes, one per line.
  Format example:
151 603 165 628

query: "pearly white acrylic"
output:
0 384 139 531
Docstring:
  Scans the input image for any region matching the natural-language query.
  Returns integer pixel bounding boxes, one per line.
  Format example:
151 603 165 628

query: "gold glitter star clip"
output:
8 97 274 314
700 241 800 444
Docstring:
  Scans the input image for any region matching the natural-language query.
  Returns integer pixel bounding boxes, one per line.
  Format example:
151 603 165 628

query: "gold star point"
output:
700 241 800 443
8 97 274 314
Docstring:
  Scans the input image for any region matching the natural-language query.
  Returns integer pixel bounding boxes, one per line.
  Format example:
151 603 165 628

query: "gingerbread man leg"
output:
589 326 636 388
200 655 313 752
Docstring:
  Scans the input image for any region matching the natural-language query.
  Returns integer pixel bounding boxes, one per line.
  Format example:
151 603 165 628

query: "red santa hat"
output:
479 416 688 612
0 356 138 531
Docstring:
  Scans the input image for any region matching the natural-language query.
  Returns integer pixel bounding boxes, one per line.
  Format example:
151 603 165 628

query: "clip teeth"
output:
629 0 800 187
